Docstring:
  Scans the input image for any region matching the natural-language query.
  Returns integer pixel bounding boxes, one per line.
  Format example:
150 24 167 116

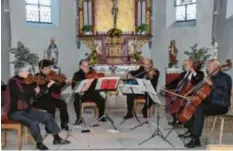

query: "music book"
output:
75 78 95 93
120 78 145 94
95 77 120 91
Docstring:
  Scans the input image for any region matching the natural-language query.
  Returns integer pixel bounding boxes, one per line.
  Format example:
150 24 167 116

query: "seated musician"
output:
165 59 204 126
4 61 70 150
33 59 71 131
72 59 106 125
123 58 160 120
184 59 232 148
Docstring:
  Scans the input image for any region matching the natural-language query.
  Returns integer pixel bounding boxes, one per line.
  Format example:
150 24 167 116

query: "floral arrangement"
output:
136 24 148 34
131 50 143 62
107 28 123 37
85 50 100 66
9 41 39 73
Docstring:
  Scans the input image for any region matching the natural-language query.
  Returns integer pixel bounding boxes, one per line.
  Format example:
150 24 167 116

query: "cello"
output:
168 61 202 115
177 59 232 123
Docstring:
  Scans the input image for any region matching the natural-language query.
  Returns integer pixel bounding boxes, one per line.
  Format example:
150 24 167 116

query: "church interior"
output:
1 0 233 150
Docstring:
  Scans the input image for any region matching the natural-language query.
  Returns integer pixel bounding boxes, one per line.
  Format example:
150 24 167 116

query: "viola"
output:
177 59 232 123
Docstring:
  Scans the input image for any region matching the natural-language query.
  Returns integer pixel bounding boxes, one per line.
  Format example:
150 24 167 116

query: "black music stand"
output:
133 79 174 147
65 80 93 147
119 81 143 125
91 77 120 131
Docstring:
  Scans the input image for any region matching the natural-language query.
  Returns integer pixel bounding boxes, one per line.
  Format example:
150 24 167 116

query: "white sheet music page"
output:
120 78 145 94
95 77 120 90
142 79 161 104
75 78 95 93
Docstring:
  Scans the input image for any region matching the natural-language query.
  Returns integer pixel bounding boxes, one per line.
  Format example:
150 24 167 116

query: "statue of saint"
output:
168 40 178 67
112 0 118 28
46 38 60 71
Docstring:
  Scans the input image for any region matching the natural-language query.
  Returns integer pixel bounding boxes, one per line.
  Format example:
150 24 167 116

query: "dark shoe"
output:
184 137 201 148
168 120 176 126
100 117 107 122
45 127 51 134
37 143 49 150
123 112 133 120
178 130 191 138
74 119 83 125
53 139 70 145
61 123 69 131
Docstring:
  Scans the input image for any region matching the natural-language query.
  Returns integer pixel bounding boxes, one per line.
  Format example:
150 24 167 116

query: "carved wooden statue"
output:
168 40 178 67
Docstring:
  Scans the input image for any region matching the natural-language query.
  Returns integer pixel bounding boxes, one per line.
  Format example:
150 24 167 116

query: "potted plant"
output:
136 24 148 34
82 25 92 35
184 44 211 64
9 41 39 73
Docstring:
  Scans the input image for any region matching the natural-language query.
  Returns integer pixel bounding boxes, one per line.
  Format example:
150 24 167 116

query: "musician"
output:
184 59 232 148
165 59 204 126
123 58 160 119
72 59 106 125
33 59 71 131
4 61 70 150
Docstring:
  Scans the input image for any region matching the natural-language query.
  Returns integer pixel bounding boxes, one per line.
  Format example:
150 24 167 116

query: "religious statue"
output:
168 40 178 68
112 0 118 28
46 38 60 71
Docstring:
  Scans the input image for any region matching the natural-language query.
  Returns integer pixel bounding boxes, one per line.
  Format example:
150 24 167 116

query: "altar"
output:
77 0 153 68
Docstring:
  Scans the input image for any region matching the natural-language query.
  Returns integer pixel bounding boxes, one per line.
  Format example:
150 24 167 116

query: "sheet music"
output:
120 78 145 94
141 79 161 104
75 78 95 93
95 77 120 91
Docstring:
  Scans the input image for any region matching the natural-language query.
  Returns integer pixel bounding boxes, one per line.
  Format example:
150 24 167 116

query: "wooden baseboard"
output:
207 144 233 150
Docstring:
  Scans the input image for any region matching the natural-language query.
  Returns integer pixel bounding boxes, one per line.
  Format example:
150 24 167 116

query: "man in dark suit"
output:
72 60 106 125
123 58 160 119
184 59 232 148
165 59 204 127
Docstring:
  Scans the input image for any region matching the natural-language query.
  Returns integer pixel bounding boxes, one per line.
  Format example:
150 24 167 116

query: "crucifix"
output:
112 0 118 28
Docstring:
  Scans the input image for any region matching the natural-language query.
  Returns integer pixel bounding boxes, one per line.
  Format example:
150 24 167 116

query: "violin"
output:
46 70 67 84
85 69 104 79
177 59 232 123
24 74 56 85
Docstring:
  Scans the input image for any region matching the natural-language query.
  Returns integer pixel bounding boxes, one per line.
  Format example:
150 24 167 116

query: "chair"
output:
134 96 155 116
207 90 233 144
1 115 30 150
81 101 98 118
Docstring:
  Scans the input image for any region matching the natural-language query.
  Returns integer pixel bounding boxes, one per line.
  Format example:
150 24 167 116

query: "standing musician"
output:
33 59 72 131
4 61 70 150
165 59 204 126
72 59 106 125
123 58 160 120
184 59 232 148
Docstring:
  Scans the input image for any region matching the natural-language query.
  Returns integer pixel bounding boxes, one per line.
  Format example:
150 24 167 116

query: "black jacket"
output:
206 71 232 107
128 66 160 91
7 76 45 115
165 70 204 90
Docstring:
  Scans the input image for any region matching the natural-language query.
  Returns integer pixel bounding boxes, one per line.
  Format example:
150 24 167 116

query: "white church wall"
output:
9 0 89 78
152 0 214 86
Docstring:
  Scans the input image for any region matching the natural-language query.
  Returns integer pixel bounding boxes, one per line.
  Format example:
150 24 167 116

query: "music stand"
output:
135 79 174 147
119 79 144 125
64 79 96 147
91 77 120 130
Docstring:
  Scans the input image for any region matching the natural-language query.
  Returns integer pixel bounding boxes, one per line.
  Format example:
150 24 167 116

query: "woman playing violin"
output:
124 58 160 120
32 59 72 131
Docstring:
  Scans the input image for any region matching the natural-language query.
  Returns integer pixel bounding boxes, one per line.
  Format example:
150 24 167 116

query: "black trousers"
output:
9 109 60 143
188 103 228 138
33 96 69 124
126 94 153 114
74 91 105 120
